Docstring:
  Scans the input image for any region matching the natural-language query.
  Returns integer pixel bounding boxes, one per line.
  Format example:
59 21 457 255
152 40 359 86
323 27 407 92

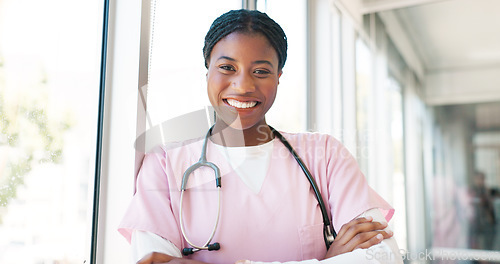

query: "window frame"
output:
96 0 143 262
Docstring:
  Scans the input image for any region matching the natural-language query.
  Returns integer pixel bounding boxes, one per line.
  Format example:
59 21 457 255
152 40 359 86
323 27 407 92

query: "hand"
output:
324 216 393 259
137 252 174 264
137 252 210 264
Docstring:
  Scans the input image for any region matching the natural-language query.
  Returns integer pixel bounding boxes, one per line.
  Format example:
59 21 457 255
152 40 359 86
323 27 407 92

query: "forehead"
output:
210 32 279 64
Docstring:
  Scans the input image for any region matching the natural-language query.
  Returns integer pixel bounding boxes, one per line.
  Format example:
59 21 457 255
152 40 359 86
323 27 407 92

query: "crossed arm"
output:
134 208 402 264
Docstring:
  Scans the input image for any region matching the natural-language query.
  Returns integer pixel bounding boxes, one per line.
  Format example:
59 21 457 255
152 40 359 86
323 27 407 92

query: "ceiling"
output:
364 0 500 72
393 0 500 72
360 0 500 129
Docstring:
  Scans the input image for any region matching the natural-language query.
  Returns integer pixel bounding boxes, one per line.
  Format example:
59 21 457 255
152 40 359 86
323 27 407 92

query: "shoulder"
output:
277 131 355 165
140 137 205 171
147 136 204 156
278 131 343 149
137 137 205 183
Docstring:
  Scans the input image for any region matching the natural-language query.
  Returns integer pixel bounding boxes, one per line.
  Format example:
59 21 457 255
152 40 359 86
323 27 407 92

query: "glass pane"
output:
355 37 373 173
431 102 500 263
385 77 407 252
473 131 500 251
0 0 102 263
257 0 307 132
355 38 407 252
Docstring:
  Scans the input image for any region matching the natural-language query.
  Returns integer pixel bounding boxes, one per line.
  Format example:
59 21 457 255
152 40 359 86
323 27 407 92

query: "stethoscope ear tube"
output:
179 126 222 255
179 185 222 255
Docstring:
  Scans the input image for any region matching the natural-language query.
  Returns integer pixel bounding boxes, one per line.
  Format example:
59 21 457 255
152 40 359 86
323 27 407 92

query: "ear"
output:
277 70 283 84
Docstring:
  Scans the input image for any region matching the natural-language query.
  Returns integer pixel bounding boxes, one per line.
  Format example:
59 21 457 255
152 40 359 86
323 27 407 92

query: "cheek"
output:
206 75 225 102
206 69 227 87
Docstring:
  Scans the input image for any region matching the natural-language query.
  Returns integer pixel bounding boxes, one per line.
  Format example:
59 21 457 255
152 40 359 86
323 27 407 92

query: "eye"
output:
218 64 235 72
254 69 271 76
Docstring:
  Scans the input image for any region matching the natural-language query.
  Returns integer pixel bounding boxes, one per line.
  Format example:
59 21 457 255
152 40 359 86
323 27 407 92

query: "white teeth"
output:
226 99 258 109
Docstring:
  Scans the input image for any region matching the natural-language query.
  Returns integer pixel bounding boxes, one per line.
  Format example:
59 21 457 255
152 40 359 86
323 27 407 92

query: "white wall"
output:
426 66 500 105
334 0 364 24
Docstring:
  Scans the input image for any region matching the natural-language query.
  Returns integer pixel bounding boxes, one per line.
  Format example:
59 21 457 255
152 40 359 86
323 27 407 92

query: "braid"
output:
203 9 287 70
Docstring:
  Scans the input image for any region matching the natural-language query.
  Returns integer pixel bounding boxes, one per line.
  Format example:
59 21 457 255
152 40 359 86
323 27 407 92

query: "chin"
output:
226 120 253 130
217 117 259 131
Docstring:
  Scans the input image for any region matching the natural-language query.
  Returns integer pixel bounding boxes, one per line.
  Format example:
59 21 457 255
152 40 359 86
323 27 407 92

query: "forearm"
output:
242 208 403 264
237 248 376 263
131 208 403 264
132 231 378 264
239 243 396 264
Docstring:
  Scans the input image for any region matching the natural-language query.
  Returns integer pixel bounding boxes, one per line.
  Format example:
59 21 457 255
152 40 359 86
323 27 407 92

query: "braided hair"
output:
203 9 288 71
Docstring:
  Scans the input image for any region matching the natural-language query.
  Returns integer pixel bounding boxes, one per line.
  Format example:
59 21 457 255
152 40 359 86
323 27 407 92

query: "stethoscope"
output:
179 125 337 256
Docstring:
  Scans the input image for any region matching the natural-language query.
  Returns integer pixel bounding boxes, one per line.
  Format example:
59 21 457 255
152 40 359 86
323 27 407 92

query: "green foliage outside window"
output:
0 55 71 222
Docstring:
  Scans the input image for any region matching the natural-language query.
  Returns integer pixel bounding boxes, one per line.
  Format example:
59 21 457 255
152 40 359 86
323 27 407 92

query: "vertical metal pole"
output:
306 0 316 131
90 0 110 263
135 0 152 184
242 0 257 10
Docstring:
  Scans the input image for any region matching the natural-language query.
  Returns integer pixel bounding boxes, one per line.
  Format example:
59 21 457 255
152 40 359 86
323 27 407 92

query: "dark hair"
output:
203 9 287 71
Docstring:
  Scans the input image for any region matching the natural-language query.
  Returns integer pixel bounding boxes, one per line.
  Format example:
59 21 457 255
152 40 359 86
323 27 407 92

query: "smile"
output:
224 99 259 109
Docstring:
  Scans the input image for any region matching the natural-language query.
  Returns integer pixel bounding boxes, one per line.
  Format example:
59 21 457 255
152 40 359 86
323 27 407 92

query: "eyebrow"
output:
216 56 275 68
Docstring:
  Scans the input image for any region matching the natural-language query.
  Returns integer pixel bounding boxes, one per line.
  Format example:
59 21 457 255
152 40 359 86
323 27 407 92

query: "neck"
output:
209 121 274 147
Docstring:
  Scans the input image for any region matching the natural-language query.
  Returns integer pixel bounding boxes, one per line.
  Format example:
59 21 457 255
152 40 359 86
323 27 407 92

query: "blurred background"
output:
0 0 499 263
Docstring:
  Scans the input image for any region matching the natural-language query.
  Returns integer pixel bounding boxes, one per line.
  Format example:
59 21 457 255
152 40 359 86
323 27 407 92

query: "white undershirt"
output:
131 141 403 264
213 139 274 194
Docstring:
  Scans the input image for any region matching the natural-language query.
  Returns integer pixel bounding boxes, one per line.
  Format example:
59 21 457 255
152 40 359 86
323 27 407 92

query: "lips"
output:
224 98 259 109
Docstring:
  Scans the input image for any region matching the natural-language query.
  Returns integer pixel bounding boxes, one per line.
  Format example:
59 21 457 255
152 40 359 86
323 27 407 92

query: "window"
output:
355 37 373 174
354 34 408 252
0 0 103 262
473 129 500 251
431 102 500 261
257 0 307 132
385 76 407 252
144 0 241 150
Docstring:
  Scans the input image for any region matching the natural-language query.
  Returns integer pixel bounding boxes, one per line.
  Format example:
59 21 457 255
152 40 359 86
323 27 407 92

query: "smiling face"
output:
206 32 281 131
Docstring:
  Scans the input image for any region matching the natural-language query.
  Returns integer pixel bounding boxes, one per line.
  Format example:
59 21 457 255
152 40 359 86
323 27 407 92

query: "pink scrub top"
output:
118 132 394 263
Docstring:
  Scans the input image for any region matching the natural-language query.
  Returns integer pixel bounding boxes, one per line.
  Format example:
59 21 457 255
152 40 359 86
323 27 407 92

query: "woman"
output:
119 9 402 264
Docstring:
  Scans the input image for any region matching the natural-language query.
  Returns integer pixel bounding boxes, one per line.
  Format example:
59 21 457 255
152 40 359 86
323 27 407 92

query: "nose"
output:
231 72 256 93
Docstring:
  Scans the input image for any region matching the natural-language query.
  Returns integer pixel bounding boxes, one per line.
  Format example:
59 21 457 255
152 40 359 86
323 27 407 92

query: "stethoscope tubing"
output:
269 127 336 246
179 188 221 251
